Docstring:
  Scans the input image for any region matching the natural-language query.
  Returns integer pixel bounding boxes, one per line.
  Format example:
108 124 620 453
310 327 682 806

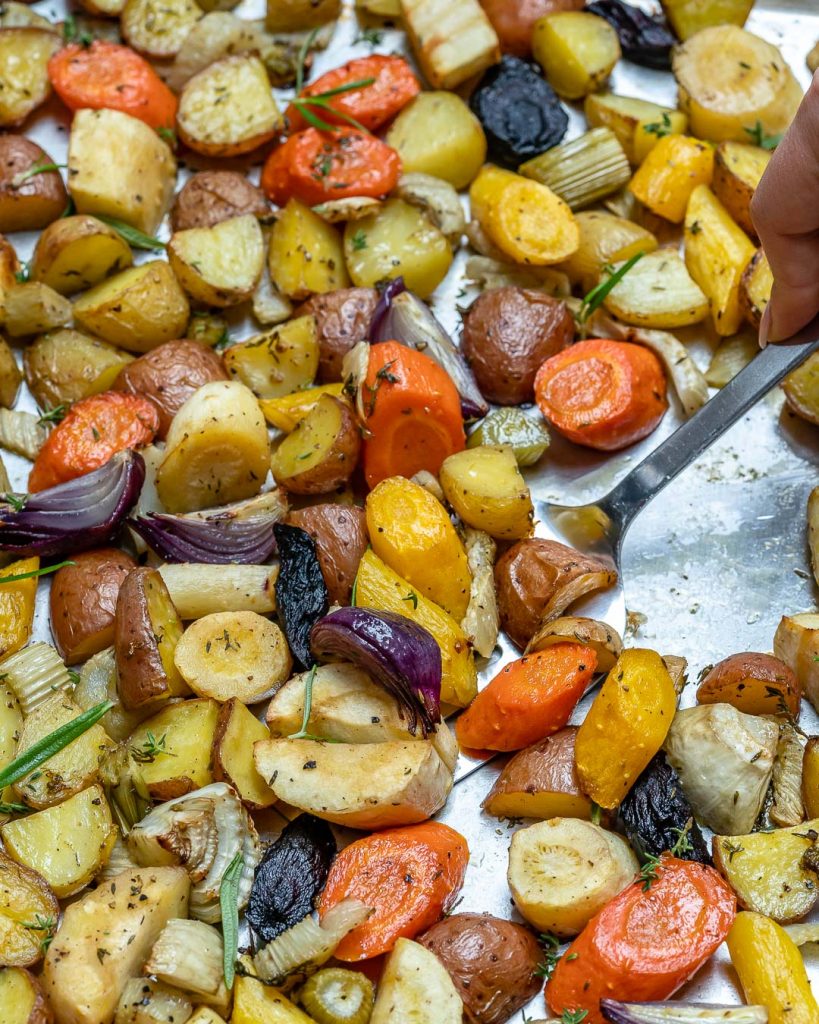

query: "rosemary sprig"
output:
643 112 672 138
131 731 175 764
562 1011 588 1024
38 404 66 425
744 120 783 151
534 932 562 980
576 251 645 326
11 163 66 190
95 215 165 251
0 561 75 585
0 801 29 815
638 852 662 891
292 28 374 133
288 663 318 740
219 851 244 989
2 493 28 513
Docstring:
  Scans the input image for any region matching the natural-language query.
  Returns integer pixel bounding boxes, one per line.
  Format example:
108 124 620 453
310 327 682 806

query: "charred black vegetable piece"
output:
274 523 329 670
618 751 712 865
246 813 337 944
469 55 568 167
585 0 675 70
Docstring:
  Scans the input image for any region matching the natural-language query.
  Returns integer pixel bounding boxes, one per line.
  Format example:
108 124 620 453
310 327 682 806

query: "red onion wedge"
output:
370 284 488 421
601 1001 768 1024
130 510 279 564
0 450 145 557
310 607 442 737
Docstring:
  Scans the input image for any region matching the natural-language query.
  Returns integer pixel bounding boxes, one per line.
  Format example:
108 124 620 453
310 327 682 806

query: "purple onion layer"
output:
130 512 278 564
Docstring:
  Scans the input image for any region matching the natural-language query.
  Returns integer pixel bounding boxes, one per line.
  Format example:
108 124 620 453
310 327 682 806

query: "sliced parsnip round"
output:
174 611 292 703
526 615 623 672
169 214 265 307
177 54 280 157
507 817 638 937
156 380 270 513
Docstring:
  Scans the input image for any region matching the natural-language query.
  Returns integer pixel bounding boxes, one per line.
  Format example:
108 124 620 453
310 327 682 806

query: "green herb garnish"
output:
95 215 165 251
14 261 30 284
2 493 28 512
351 229 368 251
402 590 418 609
354 27 383 47
562 1011 588 1024
744 120 783 150
0 700 113 791
38 404 66 425
11 162 66 190
576 251 645 326
289 663 318 740
62 14 93 45
156 126 177 147
638 852 662 891
722 840 744 862
669 819 694 857
0 801 29 815
220 851 244 989
643 112 672 138
534 933 561 980
0 561 75 585
131 731 175 764
590 801 602 826
292 29 374 133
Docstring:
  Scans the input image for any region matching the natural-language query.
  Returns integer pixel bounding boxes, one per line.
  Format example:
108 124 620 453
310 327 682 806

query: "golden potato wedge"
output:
0 967 54 1024
2 785 116 898
440 446 533 541
673 26 803 143
12 694 114 810
265 0 339 30
371 939 462 1024
157 563 278 619
0 851 59 968
712 819 819 923
115 567 189 712
232 975 313 1024
0 136 67 233
30 215 133 296
271 394 360 495
482 727 593 820
174 610 291 703
168 214 264 307
661 0 753 40
177 54 280 157
0 336 21 408
741 248 772 329
713 141 770 238
68 108 176 235
127 699 220 801
603 249 709 329
269 199 349 300
684 185 756 336
73 261 190 354
533 11 620 100
0 558 37 659
43 867 190 1024
121 0 203 58
3 283 71 339
212 698 275 808
344 199 452 299
400 0 499 91
584 92 688 166
223 315 318 400
254 737 453 829
24 330 133 410
0 29 60 128
774 612 819 714
156 380 270 513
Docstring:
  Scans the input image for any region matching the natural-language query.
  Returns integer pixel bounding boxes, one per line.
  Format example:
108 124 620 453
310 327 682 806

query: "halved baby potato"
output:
31 215 133 296
168 214 265 308
115 567 189 712
223 315 319 400
712 141 770 238
128 698 220 801
212 698 276 808
603 248 709 329
269 199 349 300
532 11 620 100
3 283 71 339
439 446 533 541
272 394 360 495
0 967 53 1024
0 29 60 128
24 330 133 410
527 615 623 672
741 249 772 329
174 610 291 704
177 54 280 157
371 939 462 1024
584 92 688 166
73 261 190 354
1 785 116 899
0 135 67 234
121 0 202 58
0 851 59 967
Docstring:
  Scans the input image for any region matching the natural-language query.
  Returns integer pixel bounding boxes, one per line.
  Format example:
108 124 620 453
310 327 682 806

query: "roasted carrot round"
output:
260 128 402 207
455 643 598 751
534 339 668 452
48 41 177 131
546 856 736 1022
362 341 465 489
29 392 159 492
285 54 420 133
318 822 469 961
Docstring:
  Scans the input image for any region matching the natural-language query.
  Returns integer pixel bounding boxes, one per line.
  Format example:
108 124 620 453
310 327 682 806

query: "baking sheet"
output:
9 0 819 1016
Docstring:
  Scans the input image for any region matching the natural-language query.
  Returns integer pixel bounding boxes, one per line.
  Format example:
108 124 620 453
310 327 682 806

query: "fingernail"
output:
759 304 771 349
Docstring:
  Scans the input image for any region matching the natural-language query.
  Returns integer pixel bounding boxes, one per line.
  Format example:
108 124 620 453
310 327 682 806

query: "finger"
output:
761 232 819 343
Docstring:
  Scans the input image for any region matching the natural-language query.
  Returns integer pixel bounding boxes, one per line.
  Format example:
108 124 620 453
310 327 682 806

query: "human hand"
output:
751 72 819 344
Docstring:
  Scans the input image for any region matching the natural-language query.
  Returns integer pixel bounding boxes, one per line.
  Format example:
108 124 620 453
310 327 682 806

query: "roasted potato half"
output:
527 615 623 672
697 651 801 718
371 938 462 1024
212 698 276 808
0 851 59 968
223 314 319 400
440 446 533 541
115 567 189 711
603 249 709 329
30 215 133 296
168 214 265 307
584 92 688 166
533 11 620 100
295 287 378 383
271 394 361 494
0 967 54 1024
177 54 280 157
712 141 770 239
3 283 71 339
24 330 133 410
286 503 369 605
265 0 339 30
128 699 220 800
269 199 350 300
775 612 819 713
741 249 772 329
170 170 269 232
661 0 753 41
121 0 203 58
50 549 137 665
0 29 60 128
0 336 21 408
0 136 67 233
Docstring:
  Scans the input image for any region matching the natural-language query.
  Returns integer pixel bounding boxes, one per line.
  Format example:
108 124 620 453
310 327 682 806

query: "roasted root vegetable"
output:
168 215 264 308
0 136 68 233
318 821 468 960
533 11 621 100
3 283 72 339
114 979 193 1024
0 851 59 967
286 504 368 606
127 698 220 801
603 249 708 329
713 819 819 923
527 615 623 673
440 446 533 541
400 0 500 90
0 28 60 128
456 643 597 752
370 938 463 1023
386 91 487 189
584 92 688 166
30 216 132 297
170 170 268 232
225 316 317 401
121 0 202 59
509 817 637 936
713 141 771 238
25 331 131 411
269 200 349 300
42 867 190 1024
662 0 754 42
73 261 190 354
775 613 819 713
629 135 714 223
0 967 54 1024
157 563 278 618
272 395 360 495
663 703 778 835
672 26 802 143
520 127 631 210
254 737 452 829
697 651 801 718
177 55 280 157
264 0 339 31
174 611 291 703
67 108 176 235
0 557 38 658
143 918 228 1011
212 698 275 808
546 856 736 1021
299 968 374 1024
741 249 773 329
575 648 676 810
494 538 617 650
